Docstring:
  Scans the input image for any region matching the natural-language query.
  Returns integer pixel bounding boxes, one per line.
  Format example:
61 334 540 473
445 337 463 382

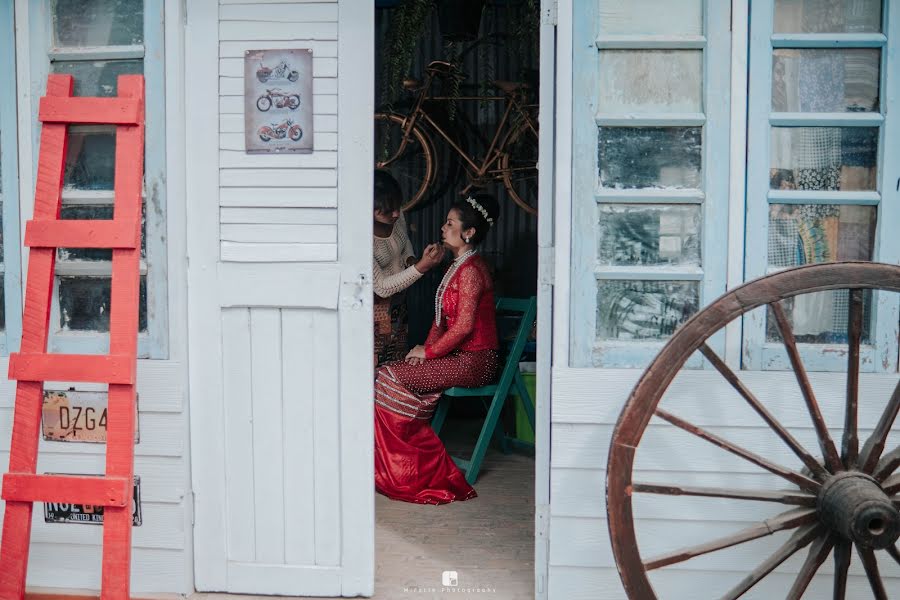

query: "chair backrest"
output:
493 296 537 387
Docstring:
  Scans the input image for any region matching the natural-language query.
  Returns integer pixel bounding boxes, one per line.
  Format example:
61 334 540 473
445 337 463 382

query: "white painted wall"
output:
1 0 193 593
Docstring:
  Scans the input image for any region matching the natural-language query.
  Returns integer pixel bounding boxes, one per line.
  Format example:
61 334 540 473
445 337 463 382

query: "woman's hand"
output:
404 345 427 365
414 243 445 273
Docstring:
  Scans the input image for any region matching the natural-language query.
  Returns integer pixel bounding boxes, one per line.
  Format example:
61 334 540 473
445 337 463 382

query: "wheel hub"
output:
818 470 900 549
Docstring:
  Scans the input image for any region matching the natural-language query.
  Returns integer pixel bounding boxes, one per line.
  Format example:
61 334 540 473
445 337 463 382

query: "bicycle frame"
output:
393 68 537 184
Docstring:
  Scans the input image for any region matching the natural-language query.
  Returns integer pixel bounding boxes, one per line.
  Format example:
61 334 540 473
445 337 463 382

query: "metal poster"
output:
244 48 314 154
43 475 142 526
41 389 140 444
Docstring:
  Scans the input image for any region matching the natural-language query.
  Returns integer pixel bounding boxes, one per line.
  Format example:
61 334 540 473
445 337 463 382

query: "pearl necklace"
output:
434 249 476 325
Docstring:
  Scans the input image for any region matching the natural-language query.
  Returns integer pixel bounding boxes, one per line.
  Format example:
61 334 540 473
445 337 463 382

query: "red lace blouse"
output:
424 255 498 359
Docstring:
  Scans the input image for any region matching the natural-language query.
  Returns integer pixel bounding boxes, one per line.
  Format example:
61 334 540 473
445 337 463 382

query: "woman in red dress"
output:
374 194 501 504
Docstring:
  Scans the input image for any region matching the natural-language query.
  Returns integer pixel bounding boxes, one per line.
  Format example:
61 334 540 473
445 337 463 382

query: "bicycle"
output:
374 60 539 215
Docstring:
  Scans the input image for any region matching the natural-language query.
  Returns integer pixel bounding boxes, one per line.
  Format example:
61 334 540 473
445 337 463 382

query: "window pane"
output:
599 127 702 190
64 127 115 190
598 204 701 266
768 204 875 268
766 290 872 344
772 49 880 112
53 0 144 46
597 280 699 340
51 60 143 97
599 51 702 113
0 279 5 331
59 204 146 260
59 275 147 332
770 127 878 191
599 0 702 35
774 0 882 33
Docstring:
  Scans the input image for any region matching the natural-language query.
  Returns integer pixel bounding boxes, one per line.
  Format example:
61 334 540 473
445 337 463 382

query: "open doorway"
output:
372 1 541 597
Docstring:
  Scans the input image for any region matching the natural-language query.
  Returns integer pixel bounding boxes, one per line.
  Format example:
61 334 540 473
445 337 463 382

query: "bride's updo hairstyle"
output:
451 193 500 246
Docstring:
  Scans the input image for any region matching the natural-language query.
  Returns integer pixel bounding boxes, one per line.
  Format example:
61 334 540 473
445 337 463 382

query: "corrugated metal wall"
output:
375 0 539 345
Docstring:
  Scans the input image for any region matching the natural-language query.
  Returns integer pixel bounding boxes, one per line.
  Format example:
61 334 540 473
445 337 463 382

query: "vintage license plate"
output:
43 475 142 526
41 390 139 443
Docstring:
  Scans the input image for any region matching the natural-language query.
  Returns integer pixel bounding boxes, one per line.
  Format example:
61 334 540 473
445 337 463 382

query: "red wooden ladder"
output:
0 74 144 600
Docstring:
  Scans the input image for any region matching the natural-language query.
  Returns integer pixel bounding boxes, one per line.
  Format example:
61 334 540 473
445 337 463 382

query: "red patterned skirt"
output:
374 349 499 504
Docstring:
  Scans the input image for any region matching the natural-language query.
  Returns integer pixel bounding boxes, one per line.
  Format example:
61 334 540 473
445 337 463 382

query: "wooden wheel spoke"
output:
859 379 900 474
882 473 900 496
842 289 864 468
720 523 821 600
887 544 900 566
857 547 889 600
655 408 821 493
786 534 834 600
699 344 829 479
633 482 816 506
771 302 842 472
832 541 851 600
643 507 817 571
874 446 900 482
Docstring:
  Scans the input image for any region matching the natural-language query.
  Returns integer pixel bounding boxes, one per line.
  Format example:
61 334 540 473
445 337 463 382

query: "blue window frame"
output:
29 0 168 359
570 0 731 368
0 2 24 356
744 0 900 372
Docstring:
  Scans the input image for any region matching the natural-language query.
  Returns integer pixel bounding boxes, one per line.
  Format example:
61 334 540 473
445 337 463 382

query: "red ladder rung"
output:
2 474 130 507
25 219 140 249
8 353 136 385
39 97 141 125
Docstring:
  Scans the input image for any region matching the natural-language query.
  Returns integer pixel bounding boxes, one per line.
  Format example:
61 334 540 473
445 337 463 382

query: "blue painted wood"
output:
0 1 23 355
871 0 900 373
595 35 706 49
29 0 168 359
570 0 600 366
432 296 537 485
767 190 881 205
770 112 884 126
573 0 731 368
771 33 887 48
743 0 776 371
743 0 897 373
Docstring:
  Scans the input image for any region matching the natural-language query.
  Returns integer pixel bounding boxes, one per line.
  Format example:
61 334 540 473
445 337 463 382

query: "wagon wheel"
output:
607 262 900 599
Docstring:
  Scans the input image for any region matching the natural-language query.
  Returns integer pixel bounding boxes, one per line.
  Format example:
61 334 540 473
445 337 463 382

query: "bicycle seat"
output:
425 60 454 75
402 77 423 91
493 80 530 94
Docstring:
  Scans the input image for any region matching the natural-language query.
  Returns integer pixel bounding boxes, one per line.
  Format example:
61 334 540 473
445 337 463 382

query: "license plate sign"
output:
43 475 142 526
41 390 139 443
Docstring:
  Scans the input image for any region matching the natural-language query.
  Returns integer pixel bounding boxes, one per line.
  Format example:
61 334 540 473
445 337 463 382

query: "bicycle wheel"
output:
374 112 436 212
497 117 539 216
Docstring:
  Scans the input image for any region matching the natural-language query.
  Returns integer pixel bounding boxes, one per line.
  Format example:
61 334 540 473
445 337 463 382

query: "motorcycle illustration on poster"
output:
244 48 314 153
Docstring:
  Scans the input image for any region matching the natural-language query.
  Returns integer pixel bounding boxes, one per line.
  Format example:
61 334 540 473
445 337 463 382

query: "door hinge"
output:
541 0 558 26
539 246 555 287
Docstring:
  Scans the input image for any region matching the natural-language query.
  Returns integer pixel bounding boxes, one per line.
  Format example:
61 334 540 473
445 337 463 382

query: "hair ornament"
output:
465 196 494 225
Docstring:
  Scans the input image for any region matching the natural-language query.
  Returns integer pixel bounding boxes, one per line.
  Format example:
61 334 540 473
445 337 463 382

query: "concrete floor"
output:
192 416 537 600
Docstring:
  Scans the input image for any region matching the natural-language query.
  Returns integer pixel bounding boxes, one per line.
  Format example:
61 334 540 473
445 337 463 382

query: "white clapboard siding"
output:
219 149 338 169
219 3 337 21
220 168 337 188
220 187 337 208
220 40 338 58
549 366 900 597
219 21 338 40
549 566 886 600
221 241 337 262
220 206 336 225
220 223 337 244
24 545 188 593
221 308 340 566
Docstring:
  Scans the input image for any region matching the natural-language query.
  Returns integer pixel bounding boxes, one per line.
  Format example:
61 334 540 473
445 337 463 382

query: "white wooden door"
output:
185 0 374 596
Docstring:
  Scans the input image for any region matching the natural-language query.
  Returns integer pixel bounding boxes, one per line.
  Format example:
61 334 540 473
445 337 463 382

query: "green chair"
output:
431 296 537 484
